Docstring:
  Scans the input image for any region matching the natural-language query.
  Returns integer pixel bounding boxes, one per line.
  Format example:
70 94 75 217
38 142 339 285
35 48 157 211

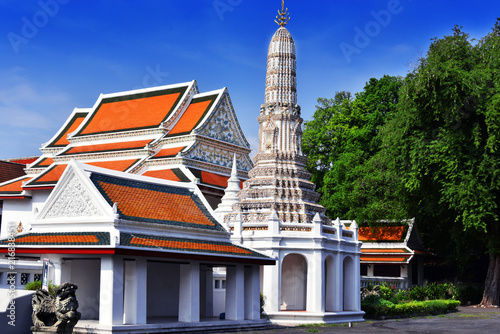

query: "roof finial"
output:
274 0 290 27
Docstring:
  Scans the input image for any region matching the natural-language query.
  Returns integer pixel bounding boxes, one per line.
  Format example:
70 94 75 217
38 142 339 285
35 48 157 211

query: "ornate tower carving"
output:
231 1 329 226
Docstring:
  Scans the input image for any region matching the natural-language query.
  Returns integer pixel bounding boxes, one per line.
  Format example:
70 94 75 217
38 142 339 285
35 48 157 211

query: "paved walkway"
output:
219 306 500 334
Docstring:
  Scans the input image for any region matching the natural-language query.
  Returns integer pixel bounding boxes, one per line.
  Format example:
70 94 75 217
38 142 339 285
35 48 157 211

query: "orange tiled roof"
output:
60 139 152 156
25 164 68 187
361 248 410 253
0 232 110 245
31 157 55 168
90 173 224 231
45 112 87 148
120 233 269 259
87 159 140 172
25 160 140 188
142 168 190 182
358 226 407 242
75 87 187 136
150 146 186 159
360 255 411 263
168 95 217 136
0 176 32 195
188 168 244 189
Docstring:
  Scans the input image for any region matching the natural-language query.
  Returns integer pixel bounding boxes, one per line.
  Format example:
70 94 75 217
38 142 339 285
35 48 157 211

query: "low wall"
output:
0 288 35 334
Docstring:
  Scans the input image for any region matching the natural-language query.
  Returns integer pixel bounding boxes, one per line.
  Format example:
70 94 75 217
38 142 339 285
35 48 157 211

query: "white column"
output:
99 256 124 326
353 255 361 311
200 265 213 319
307 251 324 313
262 251 280 313
179 261 200 322
46 254 63 285
244 265 261 320
334 252 343 312
225 264 245 320
123 258 147 324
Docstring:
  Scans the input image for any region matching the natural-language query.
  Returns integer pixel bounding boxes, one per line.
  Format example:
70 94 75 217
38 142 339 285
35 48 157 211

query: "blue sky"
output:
0 0 499 159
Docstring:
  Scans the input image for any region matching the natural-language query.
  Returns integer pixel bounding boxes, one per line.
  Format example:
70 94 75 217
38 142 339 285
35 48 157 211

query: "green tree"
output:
302 75 403 220
383 21 500 306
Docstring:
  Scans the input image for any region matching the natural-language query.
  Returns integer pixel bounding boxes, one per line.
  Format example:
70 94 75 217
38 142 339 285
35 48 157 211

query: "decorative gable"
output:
42 174 105 219
195 91 250 148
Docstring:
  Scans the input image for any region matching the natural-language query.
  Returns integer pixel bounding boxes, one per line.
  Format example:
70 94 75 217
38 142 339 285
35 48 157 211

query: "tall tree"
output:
383 21 500 306
302 75 403 219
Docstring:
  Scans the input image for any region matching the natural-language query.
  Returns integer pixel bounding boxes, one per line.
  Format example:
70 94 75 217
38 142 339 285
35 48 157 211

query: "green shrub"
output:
362 298 460 319
25 280 58 296
408 285 427 301
379 283 396 300
392 289 410 304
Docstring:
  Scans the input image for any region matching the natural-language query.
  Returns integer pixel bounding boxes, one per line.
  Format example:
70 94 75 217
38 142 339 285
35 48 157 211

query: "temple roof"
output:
359 219 430 264
0 160 26 184
73 83 190 137
89 171 224 231
119 232 268 259
0 232 111 246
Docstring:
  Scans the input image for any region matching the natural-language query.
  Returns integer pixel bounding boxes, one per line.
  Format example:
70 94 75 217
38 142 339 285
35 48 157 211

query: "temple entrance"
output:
281 254 307 311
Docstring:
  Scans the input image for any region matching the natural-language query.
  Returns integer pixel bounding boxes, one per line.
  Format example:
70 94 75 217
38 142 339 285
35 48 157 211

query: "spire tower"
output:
230 2 329 226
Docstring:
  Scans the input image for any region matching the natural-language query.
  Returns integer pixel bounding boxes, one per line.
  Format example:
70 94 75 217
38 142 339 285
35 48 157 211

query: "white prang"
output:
214 154 241 226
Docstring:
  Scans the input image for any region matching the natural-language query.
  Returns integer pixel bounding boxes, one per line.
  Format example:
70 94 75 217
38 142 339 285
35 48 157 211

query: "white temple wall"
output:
147 261 180 318
1 190 51 237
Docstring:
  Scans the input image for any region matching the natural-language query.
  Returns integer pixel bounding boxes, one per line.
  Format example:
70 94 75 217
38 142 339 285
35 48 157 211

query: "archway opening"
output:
325 255 335 312
281 253 307 311
343 256 355 311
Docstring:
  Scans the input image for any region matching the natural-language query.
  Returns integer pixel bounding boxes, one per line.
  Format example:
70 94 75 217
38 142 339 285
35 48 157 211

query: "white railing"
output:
361 276 409 290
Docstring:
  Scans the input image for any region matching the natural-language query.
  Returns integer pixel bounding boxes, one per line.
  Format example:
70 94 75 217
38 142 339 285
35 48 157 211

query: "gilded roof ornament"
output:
274 0 290 27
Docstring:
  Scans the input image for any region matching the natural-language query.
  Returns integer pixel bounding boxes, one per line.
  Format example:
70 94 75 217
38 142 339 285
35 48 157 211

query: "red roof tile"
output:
61 139 152 156
76 87 187 136
6 157 39 165
0 161 26 183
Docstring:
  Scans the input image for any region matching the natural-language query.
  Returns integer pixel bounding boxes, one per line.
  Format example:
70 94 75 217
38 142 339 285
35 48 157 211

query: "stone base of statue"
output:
31 282 81 334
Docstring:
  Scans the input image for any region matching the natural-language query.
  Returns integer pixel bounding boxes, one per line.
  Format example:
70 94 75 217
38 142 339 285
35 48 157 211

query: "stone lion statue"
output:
32 282 81 333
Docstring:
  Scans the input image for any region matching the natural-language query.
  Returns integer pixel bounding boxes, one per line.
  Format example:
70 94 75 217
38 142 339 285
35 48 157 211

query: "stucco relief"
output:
196 95 249 148
44 175 102 219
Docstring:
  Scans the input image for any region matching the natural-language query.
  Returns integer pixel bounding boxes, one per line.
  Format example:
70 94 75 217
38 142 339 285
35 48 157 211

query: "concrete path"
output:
219 306 500 334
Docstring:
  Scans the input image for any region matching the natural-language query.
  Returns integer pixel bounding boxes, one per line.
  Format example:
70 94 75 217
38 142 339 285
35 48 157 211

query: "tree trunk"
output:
480 251 500 306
